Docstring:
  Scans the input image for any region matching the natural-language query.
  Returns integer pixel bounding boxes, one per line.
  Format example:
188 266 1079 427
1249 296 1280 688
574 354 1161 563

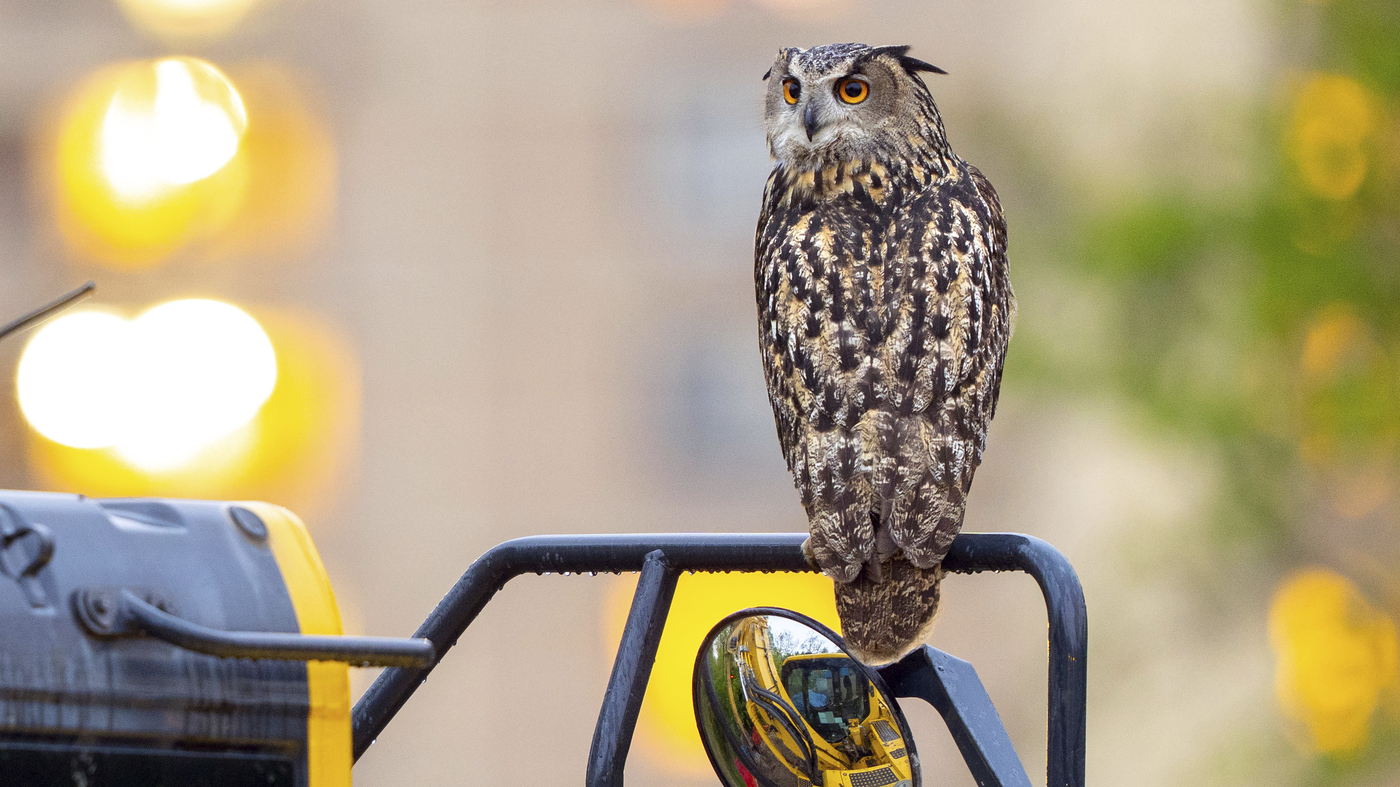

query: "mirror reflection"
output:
693 608 918 787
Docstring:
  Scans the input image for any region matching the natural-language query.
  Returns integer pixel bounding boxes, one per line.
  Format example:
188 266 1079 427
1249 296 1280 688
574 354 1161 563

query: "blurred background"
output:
1 0 1396 784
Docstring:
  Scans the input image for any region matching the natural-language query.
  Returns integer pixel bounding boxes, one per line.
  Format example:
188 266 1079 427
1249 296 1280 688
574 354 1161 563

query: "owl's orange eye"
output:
782 79 801 105
837 78 869 104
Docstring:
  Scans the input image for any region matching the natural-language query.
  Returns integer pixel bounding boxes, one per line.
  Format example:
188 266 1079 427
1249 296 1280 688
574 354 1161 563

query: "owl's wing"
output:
756 165 903 581
878 164 1013 569
755 170 804 476
756 169 878 584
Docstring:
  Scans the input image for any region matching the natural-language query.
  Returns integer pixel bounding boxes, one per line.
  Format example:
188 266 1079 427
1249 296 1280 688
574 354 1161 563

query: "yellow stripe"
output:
244 501 352 787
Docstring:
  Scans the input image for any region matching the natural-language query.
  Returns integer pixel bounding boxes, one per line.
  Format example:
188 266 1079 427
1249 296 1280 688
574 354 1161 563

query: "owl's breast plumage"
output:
756 156 1012 579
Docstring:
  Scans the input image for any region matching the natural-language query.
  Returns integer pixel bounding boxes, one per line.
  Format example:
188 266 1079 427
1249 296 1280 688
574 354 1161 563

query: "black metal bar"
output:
586 550 680 787
351 532 810 760
879 646 1033 787
96 590 435 668
943 534 1088 787
0 282 95 342
349 530 1087 786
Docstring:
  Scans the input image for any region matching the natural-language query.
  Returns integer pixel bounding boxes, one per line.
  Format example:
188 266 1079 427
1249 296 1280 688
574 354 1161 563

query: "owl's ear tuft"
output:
868 44 912 60
899 56 947 76
866 45 948 76
763 67 772 81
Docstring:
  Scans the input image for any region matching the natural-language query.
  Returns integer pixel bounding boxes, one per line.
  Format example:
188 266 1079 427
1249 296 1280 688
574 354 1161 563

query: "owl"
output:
756 43 1014 665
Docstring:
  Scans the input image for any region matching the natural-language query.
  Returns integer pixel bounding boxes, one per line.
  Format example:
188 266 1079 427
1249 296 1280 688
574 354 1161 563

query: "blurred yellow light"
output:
605 571 840 776
1290 74 1381 201
25 309 359 522
119 299 276 470
101 59 247 203
47 58 250 270
1269 568 1399 754
117 0 263 41
16 299 276 472
1300 304 1367 381
44 60 333 270
16 311 133 449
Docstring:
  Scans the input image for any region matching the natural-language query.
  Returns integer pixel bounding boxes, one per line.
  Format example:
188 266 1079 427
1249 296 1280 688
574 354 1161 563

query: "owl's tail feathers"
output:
835 557 943 667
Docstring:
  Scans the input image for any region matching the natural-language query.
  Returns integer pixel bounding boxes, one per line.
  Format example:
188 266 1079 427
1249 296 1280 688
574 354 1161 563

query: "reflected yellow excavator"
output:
724 617 914 787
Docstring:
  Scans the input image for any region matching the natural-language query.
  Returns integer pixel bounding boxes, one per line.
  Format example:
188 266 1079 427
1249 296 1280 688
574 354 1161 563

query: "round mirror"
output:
692 607 919 787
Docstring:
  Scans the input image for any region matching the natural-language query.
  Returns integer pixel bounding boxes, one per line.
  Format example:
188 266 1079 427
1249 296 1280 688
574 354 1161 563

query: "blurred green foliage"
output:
1064 1 1400 551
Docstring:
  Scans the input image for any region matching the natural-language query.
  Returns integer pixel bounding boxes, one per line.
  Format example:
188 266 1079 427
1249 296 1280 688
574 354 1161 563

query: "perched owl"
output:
755 43 1014 665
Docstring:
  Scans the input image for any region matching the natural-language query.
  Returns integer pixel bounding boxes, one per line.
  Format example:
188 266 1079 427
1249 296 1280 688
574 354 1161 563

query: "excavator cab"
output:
782 654 871 742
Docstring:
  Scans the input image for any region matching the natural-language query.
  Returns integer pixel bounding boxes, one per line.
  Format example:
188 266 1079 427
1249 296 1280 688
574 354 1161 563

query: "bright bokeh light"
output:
26 310 359 521
605 571 839 775
1269 568 1399 755
48 60 334 270
100 59 247 203
16 299 276 472
50 58 250 269
120 300 276 470
16 311 133 449
117 0 263 40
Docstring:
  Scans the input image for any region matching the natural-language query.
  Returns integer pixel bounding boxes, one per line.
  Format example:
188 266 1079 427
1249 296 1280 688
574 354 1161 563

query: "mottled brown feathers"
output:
836 557 944 665
757 43 1013 665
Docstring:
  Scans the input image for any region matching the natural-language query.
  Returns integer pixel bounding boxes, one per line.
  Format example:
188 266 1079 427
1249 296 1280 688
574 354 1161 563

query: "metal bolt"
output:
228 507 268 541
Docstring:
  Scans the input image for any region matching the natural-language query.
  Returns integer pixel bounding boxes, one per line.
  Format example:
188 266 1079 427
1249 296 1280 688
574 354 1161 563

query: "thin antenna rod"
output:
0 282 96 343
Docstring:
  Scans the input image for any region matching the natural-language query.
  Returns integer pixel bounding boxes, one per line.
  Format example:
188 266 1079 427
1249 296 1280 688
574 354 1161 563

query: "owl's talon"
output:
800 537 819 570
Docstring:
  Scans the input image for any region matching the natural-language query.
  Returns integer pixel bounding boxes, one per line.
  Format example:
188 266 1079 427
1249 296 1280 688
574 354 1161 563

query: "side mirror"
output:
693 607 918 787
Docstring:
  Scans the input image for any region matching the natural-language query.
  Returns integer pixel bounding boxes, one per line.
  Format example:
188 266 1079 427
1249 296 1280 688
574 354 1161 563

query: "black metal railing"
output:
349 531 1087 787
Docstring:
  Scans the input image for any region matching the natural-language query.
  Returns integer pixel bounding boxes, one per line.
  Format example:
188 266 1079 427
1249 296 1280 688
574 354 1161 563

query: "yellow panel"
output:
244 501 352 787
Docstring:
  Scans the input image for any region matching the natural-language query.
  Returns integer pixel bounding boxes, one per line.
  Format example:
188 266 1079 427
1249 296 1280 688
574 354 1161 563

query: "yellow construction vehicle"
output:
721 615 914 787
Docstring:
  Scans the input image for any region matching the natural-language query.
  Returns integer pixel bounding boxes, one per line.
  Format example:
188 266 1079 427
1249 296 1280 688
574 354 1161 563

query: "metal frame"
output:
881 645 1033 787
350 531 1087 787
588 550 678 785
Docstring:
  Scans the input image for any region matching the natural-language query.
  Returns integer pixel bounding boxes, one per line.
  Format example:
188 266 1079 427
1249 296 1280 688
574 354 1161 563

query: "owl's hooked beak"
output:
803 101 822 141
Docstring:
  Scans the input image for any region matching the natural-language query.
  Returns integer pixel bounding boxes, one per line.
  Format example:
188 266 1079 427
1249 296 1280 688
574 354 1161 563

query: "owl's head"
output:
763 43 947 168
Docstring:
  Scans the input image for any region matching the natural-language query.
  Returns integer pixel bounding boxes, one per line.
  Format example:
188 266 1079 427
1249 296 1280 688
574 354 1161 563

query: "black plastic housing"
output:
0 492 310 786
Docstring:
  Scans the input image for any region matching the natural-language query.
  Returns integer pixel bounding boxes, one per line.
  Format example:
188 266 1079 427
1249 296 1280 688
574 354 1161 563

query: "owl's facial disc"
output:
764 47 907 166
774 72 875 155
